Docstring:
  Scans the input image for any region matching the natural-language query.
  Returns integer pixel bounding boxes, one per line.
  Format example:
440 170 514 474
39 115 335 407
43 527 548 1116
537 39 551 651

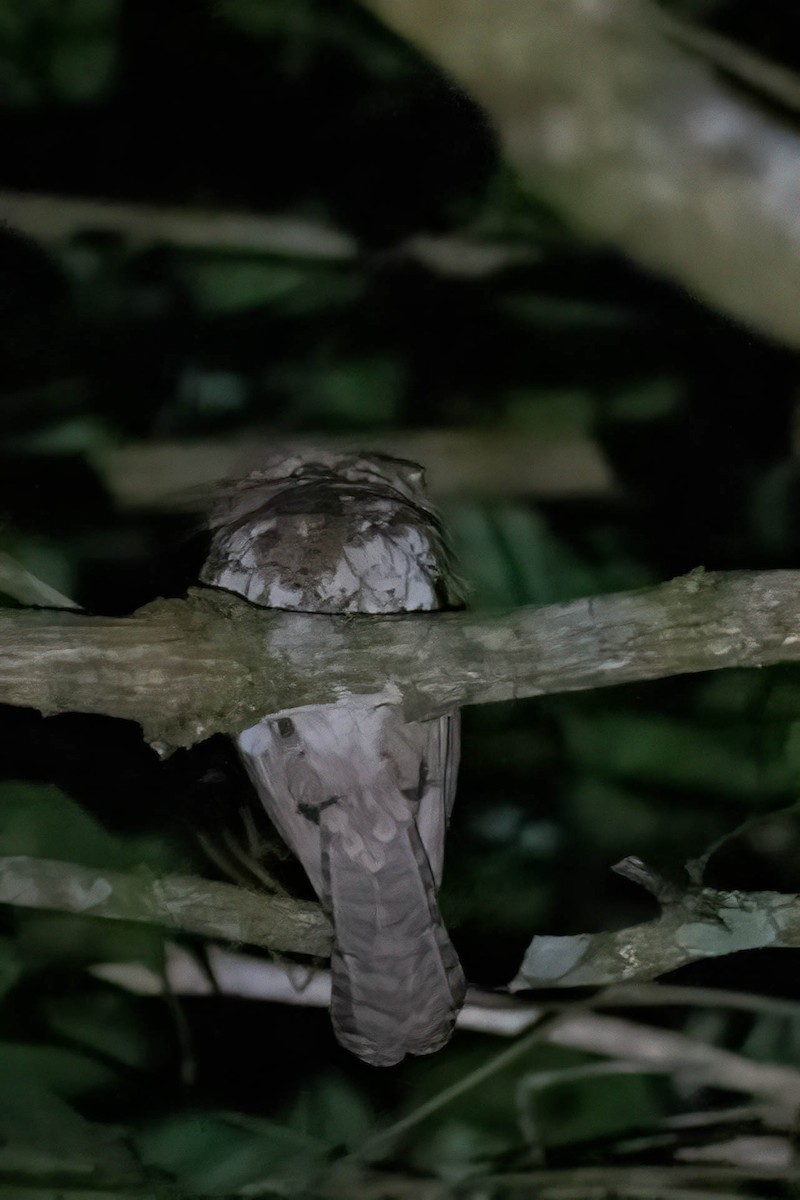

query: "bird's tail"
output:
323 818 466 1068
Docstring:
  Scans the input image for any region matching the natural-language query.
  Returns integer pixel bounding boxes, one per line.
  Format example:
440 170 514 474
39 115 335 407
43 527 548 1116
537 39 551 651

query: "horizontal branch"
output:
0 855 330 957
2 570 800 746
96 948 800 1114
0 188 534 279
95 946 548 1038
6 854 800 1115
96 429 615 511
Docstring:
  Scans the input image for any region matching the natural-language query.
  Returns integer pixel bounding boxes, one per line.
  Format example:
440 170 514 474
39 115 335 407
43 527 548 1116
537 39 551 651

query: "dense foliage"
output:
3 1 800 1196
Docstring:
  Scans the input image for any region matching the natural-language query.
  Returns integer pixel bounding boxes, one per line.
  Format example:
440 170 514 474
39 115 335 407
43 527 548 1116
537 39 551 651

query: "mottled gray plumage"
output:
201 451 461 614
202 453 465 1066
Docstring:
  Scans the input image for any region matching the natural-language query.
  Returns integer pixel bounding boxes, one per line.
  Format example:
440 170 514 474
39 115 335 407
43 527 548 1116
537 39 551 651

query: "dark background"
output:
2 0 800 1193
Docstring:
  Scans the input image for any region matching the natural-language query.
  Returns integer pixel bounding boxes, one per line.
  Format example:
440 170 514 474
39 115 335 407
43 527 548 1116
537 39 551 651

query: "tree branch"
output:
0 188 534 279
358 0 800 347
1 569 800 747
94 947 548 1037
512 856 800 990
0 855 330 957
6 854 800 1116
95 429 615 511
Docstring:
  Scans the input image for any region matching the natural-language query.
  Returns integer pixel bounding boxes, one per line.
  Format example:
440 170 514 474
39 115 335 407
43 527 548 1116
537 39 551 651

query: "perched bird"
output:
201 451 466 1066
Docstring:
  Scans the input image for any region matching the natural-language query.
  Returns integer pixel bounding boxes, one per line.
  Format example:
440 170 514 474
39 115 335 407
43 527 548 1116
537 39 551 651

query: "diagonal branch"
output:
512 856 800 991
2 569 800 746
358 0 800 347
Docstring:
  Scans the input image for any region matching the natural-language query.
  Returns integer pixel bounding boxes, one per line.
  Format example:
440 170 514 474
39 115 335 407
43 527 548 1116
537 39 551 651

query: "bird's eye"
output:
276 717 295 738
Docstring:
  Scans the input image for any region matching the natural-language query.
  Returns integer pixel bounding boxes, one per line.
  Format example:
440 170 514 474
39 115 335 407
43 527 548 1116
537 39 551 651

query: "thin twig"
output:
659 11 800 115
0 188 536 278
349 1011 566 1163
469 1164 800 1197
89 946 800 1117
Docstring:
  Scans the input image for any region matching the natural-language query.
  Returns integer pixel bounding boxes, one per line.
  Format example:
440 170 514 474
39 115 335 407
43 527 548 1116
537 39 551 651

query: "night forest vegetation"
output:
3 0 800 1196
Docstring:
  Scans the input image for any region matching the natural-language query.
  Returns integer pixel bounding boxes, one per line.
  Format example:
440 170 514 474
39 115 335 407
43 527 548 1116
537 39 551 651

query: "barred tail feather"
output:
323 821 466 1067
236 702 465 1066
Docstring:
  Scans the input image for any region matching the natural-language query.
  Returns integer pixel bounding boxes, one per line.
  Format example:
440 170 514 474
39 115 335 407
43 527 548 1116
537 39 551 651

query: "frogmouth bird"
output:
201 451 465 1066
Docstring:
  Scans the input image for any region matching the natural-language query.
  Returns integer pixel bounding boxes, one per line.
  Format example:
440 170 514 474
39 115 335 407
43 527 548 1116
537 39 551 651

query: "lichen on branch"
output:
0 855 331 957
1 570 800 747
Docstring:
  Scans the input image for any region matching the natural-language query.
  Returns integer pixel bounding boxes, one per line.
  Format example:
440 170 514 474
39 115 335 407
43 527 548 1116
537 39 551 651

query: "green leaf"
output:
500 292 638 329
0 1076 139 1184
531 1068 664 1149
749 461 799 556
0 937 23 1000
184 256 359 316
504 388 595 434
217 0 414 78
218 0 317 38
295 356 403 427
15 908 168 976
565 776 729 866
691 668 771 715
0 1042 116 1099
742 1012 800 1067
8 415 112 455
188 259 311 314
560 710 796 799
784 721 800 777
137 1110 328 1194
282 1072 374 1149
0 5 24 44
410 1119 511 1182
0 781 178 872
0 58 39 106
566 778 663 852
60 0 121 30
445 501 598 607
43 986 160 1072
49 33 117 103
0 782 126 866
605 377 682 422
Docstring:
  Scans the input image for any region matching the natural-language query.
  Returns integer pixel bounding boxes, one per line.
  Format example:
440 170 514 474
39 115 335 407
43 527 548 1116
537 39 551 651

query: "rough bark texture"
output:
2 568 800 748
0 855 331 956
512 857 800 989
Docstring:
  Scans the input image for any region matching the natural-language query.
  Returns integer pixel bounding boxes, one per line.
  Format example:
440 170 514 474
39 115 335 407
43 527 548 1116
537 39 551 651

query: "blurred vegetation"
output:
3 0 800 1196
